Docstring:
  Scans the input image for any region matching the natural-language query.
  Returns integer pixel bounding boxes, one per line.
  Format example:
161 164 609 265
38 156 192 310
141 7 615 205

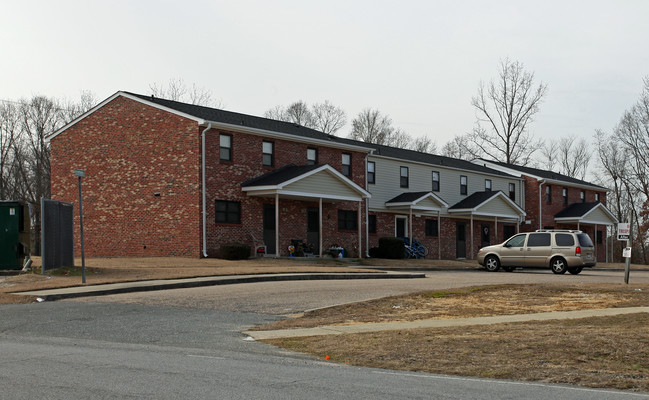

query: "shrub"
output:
378 237 405 259
220 243 251 260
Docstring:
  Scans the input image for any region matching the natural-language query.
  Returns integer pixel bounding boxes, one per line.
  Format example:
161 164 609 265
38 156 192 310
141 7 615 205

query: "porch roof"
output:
554 202 618 226
448 191 525 220
385 191 448 212
241 164 370 202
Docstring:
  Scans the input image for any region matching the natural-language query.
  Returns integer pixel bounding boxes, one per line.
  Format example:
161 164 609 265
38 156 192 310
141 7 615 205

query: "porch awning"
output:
241 164 370 202
385 191 448 212
554 202 618 226
448 191 525 221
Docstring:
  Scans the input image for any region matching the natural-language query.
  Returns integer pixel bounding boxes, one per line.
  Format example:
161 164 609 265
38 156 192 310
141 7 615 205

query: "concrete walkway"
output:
244 306 649 340
12 271 425 301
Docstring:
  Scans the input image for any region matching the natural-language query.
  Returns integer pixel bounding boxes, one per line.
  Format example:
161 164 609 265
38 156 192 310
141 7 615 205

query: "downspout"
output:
201 123 212 258
364 153 370 257
538 179 546 231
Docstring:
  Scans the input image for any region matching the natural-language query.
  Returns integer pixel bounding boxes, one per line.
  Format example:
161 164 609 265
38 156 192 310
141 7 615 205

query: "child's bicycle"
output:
399 237 429 259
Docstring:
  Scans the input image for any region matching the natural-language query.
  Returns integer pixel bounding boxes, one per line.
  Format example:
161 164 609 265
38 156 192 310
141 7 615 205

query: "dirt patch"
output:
252 283 649 330
0 256 373 304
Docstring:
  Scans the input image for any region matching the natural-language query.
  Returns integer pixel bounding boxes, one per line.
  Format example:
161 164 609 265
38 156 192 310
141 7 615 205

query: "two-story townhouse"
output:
48 92 371 258
366 145 526 260
474 160 618 262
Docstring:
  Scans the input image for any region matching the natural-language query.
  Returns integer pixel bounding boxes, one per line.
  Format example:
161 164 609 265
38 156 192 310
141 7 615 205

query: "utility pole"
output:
74 169 86 284
624 209 632 284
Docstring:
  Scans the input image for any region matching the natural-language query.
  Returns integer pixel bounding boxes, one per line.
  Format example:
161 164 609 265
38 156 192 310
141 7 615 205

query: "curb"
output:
12 272 425 301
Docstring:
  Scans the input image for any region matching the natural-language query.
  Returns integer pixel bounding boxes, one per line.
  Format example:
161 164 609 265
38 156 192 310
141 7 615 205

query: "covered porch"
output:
241 164 371 257
554 202 618 262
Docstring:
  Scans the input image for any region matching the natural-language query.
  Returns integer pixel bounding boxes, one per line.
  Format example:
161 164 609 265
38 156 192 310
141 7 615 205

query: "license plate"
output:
586 253 592 259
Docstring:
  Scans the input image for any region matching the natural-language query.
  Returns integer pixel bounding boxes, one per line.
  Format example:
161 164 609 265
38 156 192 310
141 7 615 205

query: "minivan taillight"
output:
575 246 581 256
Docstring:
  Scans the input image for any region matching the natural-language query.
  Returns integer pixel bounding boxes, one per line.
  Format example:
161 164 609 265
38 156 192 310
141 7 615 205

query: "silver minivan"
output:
477 230 596 274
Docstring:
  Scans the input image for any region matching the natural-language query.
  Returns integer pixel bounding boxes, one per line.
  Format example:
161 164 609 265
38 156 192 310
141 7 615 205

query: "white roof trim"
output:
448 191 526 216
385 192 449 209
554 203 618 225
46 91 205 143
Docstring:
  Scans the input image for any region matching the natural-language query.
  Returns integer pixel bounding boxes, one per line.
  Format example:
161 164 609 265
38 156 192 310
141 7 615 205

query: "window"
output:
215 200 240 224
505 234 526 247
368 214 376 234
367 161 375 184
338 210 357 230
262 141 274 166
342 153 351 177
460 175 467 195
596 230 603 244
432 171 440 192
563 188 568 205
580 190 585 203
509 183 516 201
546 185 552 204
555 233 575 246
595 193 600 202
400 166 409 188
425 219 438 237
220 134 232 161
527 233 551 247
307 148 317 165
484 179 492 191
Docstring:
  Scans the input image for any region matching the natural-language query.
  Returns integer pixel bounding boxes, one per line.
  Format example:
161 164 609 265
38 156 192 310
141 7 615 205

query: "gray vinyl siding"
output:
582 207 615 225
284 171 361 199
368 156 522 211
476 197 520 217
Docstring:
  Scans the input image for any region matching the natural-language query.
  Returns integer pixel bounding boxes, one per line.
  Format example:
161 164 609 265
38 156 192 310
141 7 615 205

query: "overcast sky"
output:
2 0 648 148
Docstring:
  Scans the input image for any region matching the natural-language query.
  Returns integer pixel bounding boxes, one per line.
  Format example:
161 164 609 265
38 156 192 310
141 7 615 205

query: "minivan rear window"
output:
527 233 551 246
555 234 575 246
577 233 594 247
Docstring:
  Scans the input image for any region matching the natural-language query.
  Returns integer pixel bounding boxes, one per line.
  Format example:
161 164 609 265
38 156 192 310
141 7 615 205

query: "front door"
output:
263 204 276 255
396 217 407 238
456 222 466 259
307 208 319 254
481 224 490 248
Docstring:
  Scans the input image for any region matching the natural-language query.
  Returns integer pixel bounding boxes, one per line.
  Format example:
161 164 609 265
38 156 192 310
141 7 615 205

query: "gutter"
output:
201 123 212 258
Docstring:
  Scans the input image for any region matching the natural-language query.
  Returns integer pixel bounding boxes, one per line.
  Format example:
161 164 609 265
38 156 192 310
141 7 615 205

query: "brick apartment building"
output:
47 91 616 261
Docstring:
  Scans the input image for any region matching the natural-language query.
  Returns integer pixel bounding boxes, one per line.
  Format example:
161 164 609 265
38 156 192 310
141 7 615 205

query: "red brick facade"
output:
50 96 202 257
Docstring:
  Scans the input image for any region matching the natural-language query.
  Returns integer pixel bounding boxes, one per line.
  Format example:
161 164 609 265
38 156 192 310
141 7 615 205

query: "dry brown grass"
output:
262 283 649 392
0 256 370 304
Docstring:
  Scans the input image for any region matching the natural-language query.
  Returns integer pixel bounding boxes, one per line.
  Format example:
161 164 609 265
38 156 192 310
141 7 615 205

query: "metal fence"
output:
41 198 74 272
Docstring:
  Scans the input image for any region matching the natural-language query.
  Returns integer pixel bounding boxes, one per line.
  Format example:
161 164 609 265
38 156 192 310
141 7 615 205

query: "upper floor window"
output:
307 148 317 165
262 141 274 166
342 153 351 177
432 171 440 192
485 179 492 191
509 183 516 201
563 188 568 204
400 166 409 188
367 161 376 184
215 200 240 224
580 190 585 203
595 193 600 202
220 134 232 161
546 185 552 204
460 176 468 195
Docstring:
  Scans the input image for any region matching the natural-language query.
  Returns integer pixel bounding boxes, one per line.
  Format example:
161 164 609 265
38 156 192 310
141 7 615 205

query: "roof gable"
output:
555 202 618 225
385 191 449 210
448 191 525 218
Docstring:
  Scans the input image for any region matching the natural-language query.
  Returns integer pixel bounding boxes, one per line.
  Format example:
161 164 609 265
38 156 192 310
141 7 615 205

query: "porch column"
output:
438 210 441 260
577 221 580 230
358 201 362 257
275 193 279 258
409 206 413 246
595 224 598 261
470 214 474 259
495 217 498 243
319 197 323 258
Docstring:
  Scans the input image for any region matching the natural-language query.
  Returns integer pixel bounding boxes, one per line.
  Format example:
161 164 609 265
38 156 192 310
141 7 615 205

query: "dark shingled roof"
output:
241 164 323 187
124 92 521 178
386 192 433 203
448 191 501 210
555 202 601 218
125 92 369 149
476 159 606 189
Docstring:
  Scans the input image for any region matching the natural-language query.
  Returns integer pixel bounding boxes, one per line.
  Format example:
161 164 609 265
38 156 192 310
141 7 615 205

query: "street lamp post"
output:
74 169 86 284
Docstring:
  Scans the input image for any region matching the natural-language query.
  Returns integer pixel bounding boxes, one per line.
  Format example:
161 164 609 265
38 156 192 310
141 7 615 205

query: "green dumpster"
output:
0 201 31 270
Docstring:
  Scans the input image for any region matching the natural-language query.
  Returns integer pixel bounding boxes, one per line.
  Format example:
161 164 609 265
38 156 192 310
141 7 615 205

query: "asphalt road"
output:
2 268 649 399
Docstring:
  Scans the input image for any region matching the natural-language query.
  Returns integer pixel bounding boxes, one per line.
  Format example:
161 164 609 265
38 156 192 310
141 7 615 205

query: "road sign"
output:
618 223 630 241
623 247 632 258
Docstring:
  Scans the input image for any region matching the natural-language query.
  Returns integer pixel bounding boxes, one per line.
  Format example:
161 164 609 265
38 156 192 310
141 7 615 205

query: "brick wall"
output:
50 96 202 257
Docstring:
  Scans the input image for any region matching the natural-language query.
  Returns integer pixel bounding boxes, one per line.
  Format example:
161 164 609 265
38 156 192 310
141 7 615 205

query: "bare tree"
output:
284 101 314 127
538 136 591 179
0 102 21 199
149 78 221 107
440 133 477 160
349 108 394 145
411 135 437 154
311 101 346 134
537 139 559 171
470 58 547 165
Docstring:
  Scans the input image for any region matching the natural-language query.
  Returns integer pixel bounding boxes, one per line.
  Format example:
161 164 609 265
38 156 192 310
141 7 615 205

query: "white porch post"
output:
577 221 580 230
438 211 441 260
409 207 413 246
495 216 498 243
275 193 279 258
358 201 362 257
319 197 323 258
470 214 474 259
595 224 598 261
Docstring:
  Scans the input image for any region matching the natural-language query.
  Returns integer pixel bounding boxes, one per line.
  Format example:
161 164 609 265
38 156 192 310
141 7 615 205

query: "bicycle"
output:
399 237 429 259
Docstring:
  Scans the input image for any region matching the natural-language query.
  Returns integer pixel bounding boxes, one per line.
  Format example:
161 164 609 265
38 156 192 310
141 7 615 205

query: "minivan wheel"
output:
484 255 501 272
568 267 583 275
551 257 568 274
